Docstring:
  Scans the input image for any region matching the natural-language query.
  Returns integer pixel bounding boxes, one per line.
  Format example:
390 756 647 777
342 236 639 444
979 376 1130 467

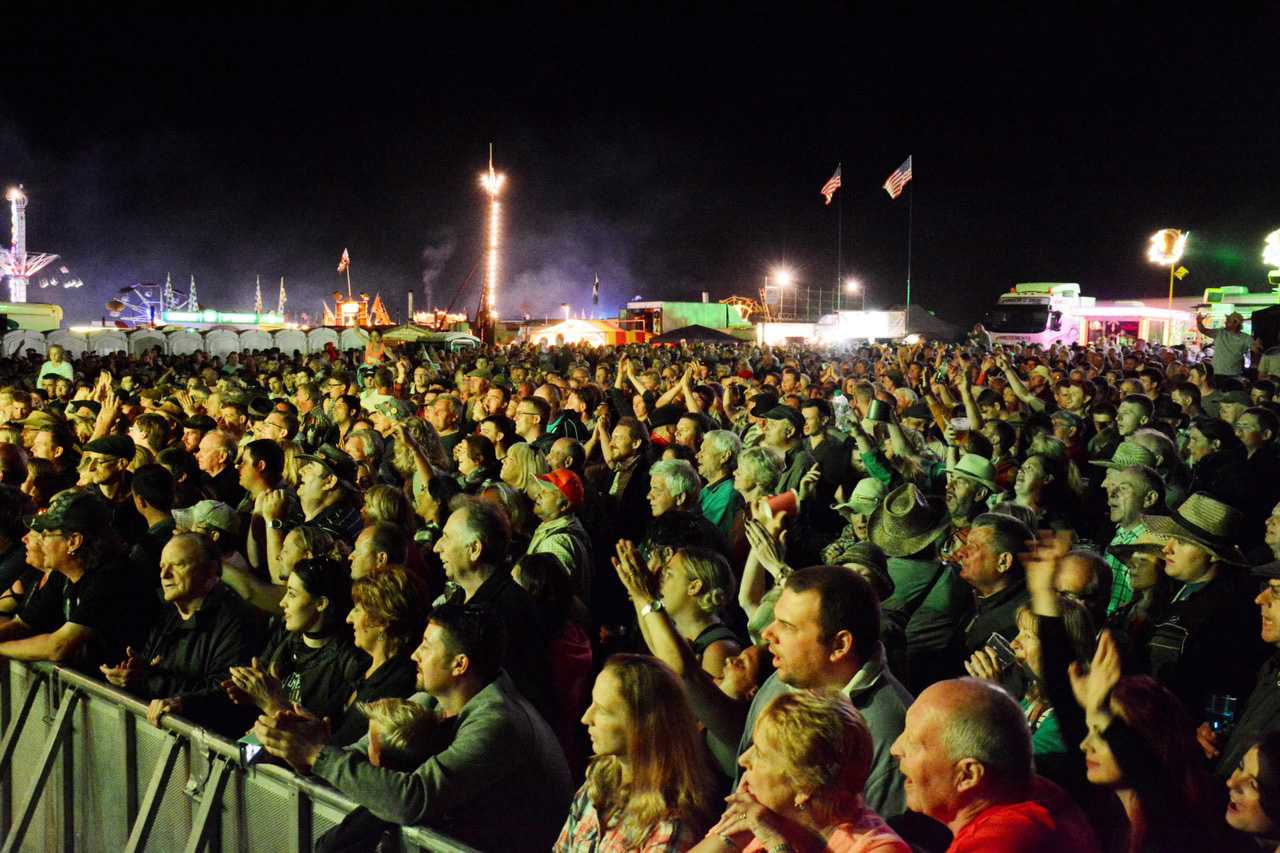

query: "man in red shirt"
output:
890 678 1100 852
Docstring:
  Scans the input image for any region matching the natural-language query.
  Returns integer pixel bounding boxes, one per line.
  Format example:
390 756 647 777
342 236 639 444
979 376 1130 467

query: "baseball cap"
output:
833 477 887 516
182 414 217 432
27 489 109 534
1219 389 1252 407
297 443 358 485
761 405 803 430
748 392 780 418
83 434 135 460
173 500 241 536
538 469 585 511
375 398 415 420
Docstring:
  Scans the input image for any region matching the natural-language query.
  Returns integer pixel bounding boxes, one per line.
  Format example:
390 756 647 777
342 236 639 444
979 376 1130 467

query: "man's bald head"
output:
891 678 1033 828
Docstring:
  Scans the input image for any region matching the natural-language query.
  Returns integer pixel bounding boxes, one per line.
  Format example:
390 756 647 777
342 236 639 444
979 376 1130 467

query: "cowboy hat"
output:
1140 492 1247 564
869 483 950 558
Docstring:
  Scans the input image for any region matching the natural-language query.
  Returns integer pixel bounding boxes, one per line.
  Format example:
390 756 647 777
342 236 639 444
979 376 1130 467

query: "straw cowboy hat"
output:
945 453 999 492
869 483 950 558
1140 492 1247 564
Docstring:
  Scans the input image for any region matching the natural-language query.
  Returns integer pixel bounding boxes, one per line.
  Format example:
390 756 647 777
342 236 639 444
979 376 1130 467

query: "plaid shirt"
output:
1105 522 1146 614
554 785 696 853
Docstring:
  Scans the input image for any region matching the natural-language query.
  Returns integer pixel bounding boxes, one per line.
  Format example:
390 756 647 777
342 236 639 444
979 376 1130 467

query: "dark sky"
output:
3 7 1279 326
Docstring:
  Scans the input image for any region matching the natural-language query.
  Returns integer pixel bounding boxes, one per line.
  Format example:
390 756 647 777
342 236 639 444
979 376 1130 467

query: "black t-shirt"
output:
260 626 368 723
19 559 159 671
327 652 420 747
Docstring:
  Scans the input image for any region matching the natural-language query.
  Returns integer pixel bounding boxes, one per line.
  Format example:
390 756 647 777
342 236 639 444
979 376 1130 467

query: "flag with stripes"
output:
337 248 350 273
820 165 842 205
883 156 913 199
592 273 600 306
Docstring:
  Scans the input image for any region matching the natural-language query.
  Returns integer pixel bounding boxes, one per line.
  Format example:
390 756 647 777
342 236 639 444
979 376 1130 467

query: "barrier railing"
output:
0 659 478 852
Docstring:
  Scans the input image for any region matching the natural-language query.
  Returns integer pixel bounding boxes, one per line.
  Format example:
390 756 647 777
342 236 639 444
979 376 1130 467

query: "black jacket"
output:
137 582 267 735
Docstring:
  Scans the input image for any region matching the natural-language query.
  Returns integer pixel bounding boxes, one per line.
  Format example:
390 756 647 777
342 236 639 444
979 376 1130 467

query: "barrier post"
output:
0 687 81 853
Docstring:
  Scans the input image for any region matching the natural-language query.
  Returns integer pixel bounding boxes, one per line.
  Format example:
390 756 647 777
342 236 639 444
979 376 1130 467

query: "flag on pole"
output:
592 273 600 306
337 248 350 274
820 165 842 205
254 275 263 314
278 276 287 313
882 156 913 199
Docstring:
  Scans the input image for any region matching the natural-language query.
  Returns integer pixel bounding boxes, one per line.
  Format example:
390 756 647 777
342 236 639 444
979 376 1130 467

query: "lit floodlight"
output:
1147 228 1188 266
844 278 860 293
1264 229 1280 269
773 268 794 287
5 187 22 203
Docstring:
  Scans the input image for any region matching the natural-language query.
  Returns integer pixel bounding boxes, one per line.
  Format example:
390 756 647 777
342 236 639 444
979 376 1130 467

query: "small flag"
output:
820 165 842 205
278 276 287 313
883 156 913 199
592 273 600 306
337 248 350 274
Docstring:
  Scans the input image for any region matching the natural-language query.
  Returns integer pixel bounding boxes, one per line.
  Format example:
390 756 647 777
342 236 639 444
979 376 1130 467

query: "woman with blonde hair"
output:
694 690 907 852
280 440 305 490
557 654 716 852
500 440 550 493
496 441 548 543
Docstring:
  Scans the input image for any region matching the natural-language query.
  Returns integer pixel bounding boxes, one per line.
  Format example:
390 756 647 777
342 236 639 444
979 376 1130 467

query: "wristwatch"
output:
639 599 664 617
268 519 285 530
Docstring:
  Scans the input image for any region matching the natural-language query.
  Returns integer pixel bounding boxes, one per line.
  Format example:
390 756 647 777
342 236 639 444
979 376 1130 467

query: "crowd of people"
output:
1 318 1279 851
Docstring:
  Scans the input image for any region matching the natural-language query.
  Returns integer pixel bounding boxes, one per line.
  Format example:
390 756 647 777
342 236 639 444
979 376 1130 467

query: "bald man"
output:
890 679 1099 852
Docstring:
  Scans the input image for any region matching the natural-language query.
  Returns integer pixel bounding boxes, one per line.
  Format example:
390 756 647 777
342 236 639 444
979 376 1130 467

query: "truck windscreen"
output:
984 305 1050 333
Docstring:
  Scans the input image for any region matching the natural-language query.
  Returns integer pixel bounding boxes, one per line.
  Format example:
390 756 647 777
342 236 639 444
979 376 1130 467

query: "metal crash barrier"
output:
0 660 478 852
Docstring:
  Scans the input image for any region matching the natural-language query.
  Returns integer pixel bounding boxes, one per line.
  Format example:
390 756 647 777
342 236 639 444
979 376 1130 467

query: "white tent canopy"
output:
166 330 205 356
274 329 307 355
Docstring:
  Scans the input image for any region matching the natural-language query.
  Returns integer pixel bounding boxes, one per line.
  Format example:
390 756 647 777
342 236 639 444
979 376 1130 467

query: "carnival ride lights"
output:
1 186 59 303
480 146 505 321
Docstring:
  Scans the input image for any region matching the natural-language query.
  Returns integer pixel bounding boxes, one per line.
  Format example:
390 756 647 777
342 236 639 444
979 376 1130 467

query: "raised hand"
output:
1069 629 1122 713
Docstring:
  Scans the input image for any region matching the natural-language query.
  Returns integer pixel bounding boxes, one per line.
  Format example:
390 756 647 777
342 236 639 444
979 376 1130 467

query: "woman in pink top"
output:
693 690 909 853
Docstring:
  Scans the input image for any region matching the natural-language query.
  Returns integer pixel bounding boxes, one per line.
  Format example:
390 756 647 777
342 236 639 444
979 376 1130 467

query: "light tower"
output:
0 186 59 303
479 144 506 332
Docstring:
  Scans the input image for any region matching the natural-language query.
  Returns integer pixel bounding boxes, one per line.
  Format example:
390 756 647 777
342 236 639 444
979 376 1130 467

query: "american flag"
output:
883 156 913 199
820 165 842 205
336 248 350 273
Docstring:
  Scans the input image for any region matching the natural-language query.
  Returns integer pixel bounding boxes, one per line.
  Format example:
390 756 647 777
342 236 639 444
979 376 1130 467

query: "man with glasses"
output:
512 397 552 453
0 490 156 669
82 434 149 549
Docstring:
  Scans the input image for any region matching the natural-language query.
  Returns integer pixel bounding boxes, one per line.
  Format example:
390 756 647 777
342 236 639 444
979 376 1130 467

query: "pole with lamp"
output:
845 278 863 312
1148 228 1189 344
765 266 794 320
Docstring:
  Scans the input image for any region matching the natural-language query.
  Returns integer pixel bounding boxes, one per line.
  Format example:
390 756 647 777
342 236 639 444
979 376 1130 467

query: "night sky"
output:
3 7 1279 327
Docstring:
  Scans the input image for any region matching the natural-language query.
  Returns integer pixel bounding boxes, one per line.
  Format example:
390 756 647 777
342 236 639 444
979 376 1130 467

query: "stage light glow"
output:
1264 229 1280 269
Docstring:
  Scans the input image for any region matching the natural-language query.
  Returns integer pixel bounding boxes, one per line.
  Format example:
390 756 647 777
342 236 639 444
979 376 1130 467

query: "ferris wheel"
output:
106 275 198 327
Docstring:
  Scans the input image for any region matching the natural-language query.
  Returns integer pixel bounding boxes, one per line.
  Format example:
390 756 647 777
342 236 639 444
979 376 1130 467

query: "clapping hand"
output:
612 540 654 602
226 657 287 715
100 646 159 689
253 703 329 775
744 519 789 580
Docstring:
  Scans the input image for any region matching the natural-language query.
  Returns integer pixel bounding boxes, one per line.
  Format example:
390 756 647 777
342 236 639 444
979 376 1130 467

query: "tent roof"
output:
649 323 740 343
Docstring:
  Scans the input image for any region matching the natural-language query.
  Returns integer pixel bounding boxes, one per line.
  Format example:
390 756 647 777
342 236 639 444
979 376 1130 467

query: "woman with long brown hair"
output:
556 654 716 852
